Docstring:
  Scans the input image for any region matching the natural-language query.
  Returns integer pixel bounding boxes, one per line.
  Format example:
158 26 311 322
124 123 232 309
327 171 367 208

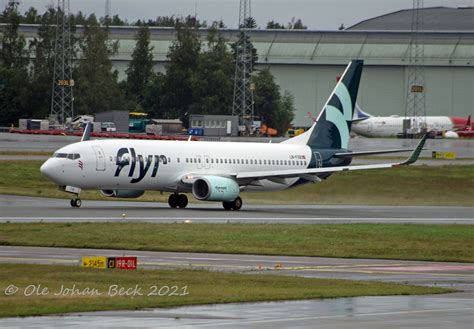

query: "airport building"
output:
13 7 474 127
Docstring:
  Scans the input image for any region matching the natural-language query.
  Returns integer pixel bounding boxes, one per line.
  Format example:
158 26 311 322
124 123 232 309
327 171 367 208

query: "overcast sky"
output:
7 0 474 30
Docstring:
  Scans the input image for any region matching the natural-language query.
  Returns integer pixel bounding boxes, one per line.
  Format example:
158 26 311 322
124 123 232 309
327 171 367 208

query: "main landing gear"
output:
70 198 82 208
168 194 188 209
222 197 242 211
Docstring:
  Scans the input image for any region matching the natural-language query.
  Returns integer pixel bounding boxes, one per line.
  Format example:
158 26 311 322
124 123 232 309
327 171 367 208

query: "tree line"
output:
0 4 296 135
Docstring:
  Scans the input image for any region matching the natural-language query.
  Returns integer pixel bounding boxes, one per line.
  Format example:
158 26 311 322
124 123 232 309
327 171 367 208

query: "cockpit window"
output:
53 153 68 158
54 153 80 160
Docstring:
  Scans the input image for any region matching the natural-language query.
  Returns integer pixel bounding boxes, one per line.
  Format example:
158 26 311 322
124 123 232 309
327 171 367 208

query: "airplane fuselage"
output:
43 139 327 193
352 116 454 137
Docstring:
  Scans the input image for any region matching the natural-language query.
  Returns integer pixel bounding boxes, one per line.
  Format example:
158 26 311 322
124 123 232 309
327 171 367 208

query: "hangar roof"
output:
11 24 474 67
348 7 474 32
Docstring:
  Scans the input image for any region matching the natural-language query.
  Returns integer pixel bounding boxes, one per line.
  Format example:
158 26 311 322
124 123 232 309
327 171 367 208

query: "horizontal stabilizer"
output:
334 148 415 158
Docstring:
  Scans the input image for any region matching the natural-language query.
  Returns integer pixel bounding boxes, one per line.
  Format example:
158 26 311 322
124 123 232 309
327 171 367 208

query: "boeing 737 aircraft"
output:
40 60 426 210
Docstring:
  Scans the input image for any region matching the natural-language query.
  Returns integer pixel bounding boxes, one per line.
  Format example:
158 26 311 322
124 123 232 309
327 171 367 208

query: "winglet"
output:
399 133 428 165
81 122 92 142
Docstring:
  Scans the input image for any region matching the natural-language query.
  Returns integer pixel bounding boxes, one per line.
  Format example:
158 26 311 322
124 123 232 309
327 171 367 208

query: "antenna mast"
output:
404 0 426 137
50 0 74 126
232 0 255 135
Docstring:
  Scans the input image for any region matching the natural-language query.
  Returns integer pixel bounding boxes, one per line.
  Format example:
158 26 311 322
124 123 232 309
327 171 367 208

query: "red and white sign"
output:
115 257 138 270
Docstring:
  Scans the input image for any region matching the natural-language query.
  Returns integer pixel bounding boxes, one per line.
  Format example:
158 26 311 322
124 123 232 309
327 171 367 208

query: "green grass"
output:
0 160 473 205
1 223 472 262
0 151 52 156
0 264 450 318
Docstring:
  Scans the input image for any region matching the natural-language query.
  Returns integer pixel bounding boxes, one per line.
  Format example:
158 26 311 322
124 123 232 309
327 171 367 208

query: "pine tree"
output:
125 25 154 107
191 27 234 115
0 1 31 125
27 7 59 120
74 21 125 114
253 68 295 136
159 23 200 121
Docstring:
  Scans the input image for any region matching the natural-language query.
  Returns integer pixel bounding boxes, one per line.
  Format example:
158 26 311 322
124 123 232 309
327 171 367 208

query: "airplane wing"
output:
181 134 427 186
234 134 426 183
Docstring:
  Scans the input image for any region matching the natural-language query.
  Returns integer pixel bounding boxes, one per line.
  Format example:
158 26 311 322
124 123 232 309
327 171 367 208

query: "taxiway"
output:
0 245 473 328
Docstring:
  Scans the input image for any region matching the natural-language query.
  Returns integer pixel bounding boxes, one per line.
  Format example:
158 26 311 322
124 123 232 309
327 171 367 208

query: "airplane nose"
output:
40 159 56 181
40 160 50 175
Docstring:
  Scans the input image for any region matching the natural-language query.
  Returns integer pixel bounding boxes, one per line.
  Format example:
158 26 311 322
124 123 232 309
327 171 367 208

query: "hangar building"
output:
14 7 474 127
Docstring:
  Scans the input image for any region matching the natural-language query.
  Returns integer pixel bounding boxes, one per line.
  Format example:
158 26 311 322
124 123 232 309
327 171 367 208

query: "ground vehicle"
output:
101 122 117 132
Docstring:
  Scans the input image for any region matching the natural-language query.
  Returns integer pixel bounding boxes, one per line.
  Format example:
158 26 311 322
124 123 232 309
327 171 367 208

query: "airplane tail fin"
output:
283 60 363 149
352 104 372 122
81 122 92 142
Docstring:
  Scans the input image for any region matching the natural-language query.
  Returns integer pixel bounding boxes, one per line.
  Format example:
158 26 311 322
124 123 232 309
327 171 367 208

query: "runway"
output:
1 195 473 224
0 245 473 328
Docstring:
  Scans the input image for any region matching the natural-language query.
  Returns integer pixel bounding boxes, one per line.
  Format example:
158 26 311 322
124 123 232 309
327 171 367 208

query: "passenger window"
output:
237 159 240 164
259 160 262 165
211 158 214 164
245 159 249 164
177 158 180 163
264 160 267 165
168 157 171 163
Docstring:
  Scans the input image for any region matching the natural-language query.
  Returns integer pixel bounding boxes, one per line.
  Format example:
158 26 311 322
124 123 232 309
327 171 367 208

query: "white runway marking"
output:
0 217 472 222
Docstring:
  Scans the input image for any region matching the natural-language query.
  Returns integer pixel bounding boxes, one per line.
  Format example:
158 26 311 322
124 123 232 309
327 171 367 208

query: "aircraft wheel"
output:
231 197 242 211
70 198 81 208
168 194 178 208
222 201 232 210
177 194 188 208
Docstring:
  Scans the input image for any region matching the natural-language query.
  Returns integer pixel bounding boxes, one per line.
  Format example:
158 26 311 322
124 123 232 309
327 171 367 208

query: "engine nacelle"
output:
100 189 145 198
192 176 240 201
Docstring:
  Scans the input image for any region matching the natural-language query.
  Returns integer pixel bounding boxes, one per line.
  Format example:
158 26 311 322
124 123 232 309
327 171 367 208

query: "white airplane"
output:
351 106 466 138
40 60 426 210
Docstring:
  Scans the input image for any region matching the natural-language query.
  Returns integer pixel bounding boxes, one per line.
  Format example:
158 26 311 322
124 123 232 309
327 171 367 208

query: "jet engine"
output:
100 190 145 198
192 176 240 201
